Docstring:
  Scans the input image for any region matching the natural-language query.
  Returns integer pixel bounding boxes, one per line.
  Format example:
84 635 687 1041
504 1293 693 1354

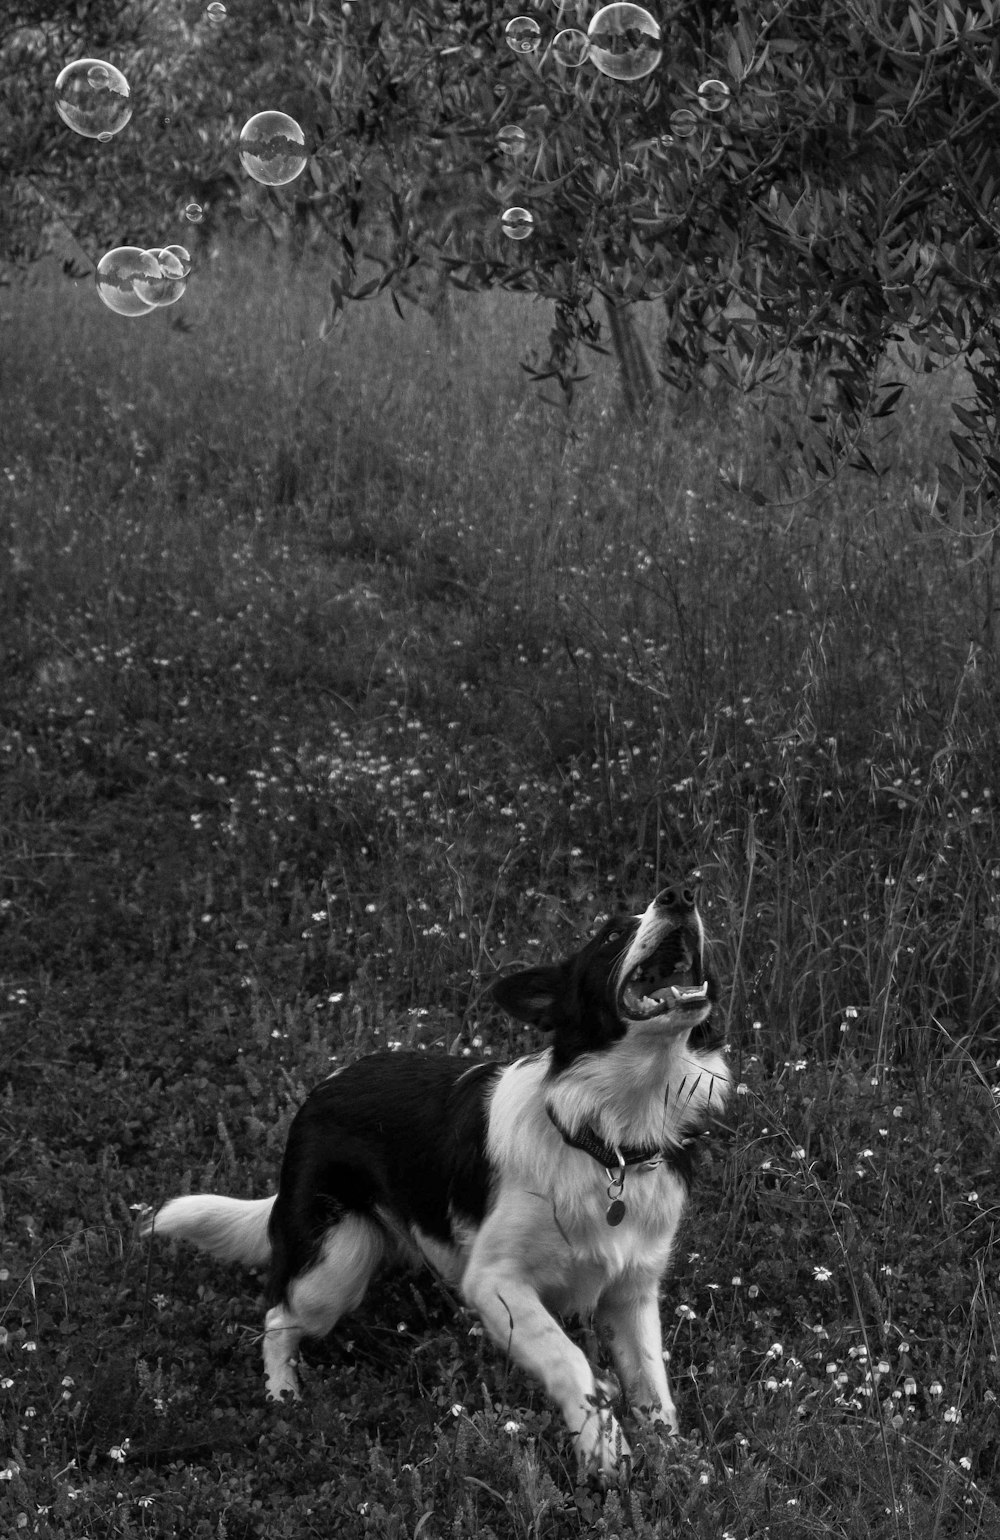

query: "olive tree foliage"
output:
5 1 1000 573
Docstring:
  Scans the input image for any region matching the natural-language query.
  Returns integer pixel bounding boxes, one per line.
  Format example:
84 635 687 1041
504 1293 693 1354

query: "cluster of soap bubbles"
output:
55 6 310 317
499 16 732 240
94 245 192 317
504 3 663 83
55 4 734 293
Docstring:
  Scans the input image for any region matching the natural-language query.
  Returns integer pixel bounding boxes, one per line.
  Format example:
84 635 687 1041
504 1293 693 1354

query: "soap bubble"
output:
668 108 698 138
697 78 731 112
206 1 227 18
137 249 188 307
239 111 307 187
586 4 661 82
55 58 132 140
184 202 204 223
501 207 534 241
497 124 528 156
95 247 160 317
160 243 192 277
551 28 589 67
505 17 542 54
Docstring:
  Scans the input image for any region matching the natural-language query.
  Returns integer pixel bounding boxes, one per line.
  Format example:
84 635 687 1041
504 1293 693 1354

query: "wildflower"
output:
450 1403 464 1417
929 1381 943 1398
944 1406 962 1424
503 1420 521 1434
813 1266 833 1283
675 1304 696 1321
108 1440 130 1463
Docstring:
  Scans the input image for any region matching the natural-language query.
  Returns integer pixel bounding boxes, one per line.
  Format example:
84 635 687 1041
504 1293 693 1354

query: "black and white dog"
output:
143 881 730 1475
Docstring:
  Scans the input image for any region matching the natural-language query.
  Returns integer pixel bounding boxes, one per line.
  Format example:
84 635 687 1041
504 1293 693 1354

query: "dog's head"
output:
491 880 721 1071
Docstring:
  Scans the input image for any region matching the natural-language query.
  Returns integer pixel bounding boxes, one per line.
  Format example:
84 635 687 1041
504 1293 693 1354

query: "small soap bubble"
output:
551 28 589 67
239 110 307 187
504 16 542 54
501 206 534 241
206 1 228 18
95 247 160 318
586 4 661 82
497 124 528 156
184 202 204 223
668 108 698 139
137 249 187 307
55 58 132 140
697 77 731 112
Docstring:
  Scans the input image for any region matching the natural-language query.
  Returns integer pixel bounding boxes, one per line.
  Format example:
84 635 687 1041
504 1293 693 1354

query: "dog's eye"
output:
601 928 624 947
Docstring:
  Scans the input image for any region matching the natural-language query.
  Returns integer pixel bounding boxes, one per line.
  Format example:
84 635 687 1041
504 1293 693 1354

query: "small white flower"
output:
675 1304 697 1321
503 1419 521 1434
450 1403 464 1417
944 1405 962 1424
813 1266 832 1283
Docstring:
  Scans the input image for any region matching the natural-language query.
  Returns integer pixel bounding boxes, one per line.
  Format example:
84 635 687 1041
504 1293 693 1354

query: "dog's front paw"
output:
632 1399 679 1437
573 1405 632 1480
264 1360 301 1402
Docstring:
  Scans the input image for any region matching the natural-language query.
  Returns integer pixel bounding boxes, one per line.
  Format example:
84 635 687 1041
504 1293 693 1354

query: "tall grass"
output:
1 237 998 1537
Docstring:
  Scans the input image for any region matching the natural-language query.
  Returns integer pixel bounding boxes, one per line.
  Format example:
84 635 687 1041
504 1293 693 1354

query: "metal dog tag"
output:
605 1158 626 1225
606 1197 626 1226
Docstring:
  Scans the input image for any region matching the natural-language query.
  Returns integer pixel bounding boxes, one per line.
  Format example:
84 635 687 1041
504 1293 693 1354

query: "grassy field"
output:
1 240 998 1538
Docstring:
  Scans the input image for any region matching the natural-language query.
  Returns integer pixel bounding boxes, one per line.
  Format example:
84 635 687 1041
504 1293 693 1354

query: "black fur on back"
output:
266 1054 501 1306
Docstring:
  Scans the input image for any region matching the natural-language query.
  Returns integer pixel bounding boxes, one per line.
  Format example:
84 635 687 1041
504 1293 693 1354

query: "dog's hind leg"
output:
262 1215 384 1400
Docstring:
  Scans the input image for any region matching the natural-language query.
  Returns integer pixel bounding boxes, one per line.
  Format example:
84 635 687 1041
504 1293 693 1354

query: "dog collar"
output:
545 1107 663 1171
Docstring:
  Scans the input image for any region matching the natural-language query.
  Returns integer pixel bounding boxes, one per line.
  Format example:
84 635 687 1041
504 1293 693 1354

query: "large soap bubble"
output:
55 59 132 140
95 247 160 317
239 111 308 187
586 4 661 82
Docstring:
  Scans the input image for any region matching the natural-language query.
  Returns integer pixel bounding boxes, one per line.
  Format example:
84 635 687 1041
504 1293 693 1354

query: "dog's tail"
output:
142 1194 275 1267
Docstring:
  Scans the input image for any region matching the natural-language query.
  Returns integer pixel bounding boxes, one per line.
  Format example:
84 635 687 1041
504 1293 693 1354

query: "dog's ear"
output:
490 965 564 1030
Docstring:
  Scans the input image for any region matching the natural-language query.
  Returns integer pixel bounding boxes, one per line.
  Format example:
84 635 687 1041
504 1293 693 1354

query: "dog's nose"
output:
655 879 698 916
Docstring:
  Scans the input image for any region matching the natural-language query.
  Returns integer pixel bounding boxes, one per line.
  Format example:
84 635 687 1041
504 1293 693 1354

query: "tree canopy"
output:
5 0 1000 529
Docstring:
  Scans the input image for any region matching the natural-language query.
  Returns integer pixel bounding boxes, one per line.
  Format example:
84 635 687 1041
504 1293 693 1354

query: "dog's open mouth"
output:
618 927 708 1021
